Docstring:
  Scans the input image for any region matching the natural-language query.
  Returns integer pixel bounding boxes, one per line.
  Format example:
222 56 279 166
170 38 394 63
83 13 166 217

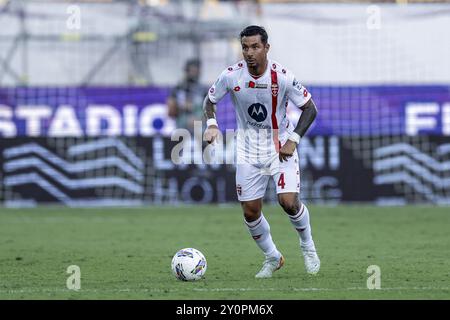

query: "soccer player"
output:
203 25 320 278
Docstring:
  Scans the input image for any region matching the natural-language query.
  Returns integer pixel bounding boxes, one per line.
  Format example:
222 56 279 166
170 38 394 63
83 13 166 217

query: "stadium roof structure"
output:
0 0 248 85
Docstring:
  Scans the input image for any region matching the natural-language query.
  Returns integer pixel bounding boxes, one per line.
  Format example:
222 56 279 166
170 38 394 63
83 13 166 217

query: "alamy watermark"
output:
366 265 381 290
66 5 81 31
366 5 381 30
170 121 287 169
66 265 81 291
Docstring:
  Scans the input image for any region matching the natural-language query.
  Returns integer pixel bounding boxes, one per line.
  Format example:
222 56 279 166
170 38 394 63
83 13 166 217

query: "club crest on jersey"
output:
248 103 267 122
271 83 279 97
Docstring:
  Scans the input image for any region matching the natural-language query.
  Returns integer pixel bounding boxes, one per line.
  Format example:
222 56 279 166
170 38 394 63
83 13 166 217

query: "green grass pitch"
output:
0 205 449 300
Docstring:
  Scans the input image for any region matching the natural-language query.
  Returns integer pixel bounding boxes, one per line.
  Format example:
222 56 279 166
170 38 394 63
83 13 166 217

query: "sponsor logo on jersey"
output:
246 121 271 129
246 81 268 89
293 79 303 91
271 83 279 97
248 103 267 122
303 89 308 97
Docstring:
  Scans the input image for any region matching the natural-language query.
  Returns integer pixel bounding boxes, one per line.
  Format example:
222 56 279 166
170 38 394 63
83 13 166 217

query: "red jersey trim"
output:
271 69 280 153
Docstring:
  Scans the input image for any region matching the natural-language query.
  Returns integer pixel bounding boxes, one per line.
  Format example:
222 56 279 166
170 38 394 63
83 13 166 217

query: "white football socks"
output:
288 203 314 248
245 213 280 259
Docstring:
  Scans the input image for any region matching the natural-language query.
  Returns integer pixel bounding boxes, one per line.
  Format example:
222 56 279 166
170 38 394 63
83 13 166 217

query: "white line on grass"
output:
192 287 450 292
0 287 449 294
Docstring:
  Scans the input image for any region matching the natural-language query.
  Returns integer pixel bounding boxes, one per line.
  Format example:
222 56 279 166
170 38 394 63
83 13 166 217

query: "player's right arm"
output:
279 71 316 162
203 97 220 144
203 68 230 144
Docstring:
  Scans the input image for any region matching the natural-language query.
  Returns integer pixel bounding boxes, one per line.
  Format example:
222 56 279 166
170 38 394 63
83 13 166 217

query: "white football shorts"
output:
235 151 300 202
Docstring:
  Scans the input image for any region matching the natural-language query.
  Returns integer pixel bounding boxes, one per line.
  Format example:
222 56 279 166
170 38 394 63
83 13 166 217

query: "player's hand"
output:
204 125 220 144
279 140 297 162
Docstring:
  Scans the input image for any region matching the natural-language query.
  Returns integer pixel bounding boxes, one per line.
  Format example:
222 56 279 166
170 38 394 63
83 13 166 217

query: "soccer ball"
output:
171 248 207 281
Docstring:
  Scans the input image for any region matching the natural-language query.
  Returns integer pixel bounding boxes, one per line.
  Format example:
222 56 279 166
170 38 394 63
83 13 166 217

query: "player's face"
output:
241 35 269 69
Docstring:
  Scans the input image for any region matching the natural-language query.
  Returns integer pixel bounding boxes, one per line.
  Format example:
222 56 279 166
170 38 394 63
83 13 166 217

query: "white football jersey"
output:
208 59 311 165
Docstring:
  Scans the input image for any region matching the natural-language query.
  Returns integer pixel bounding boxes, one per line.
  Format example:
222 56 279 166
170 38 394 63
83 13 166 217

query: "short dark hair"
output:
240 25 268 44
185 58 200 70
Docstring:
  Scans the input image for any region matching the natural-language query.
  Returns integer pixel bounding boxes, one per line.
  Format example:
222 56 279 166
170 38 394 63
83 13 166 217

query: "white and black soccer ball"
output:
171 248 207 281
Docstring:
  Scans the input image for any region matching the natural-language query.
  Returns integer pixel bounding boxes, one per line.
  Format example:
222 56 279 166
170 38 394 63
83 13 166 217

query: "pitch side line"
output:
1 287 449 294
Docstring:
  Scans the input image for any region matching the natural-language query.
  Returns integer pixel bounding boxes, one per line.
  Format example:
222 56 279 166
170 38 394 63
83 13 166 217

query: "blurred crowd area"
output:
0 0 449 86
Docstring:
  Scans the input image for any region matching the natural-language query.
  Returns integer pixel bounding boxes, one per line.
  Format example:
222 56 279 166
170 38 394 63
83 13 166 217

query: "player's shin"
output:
288 202 314 248
244 213 280 259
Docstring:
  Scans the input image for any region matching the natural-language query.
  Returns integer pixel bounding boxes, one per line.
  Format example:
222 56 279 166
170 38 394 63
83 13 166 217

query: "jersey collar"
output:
245 59 270 80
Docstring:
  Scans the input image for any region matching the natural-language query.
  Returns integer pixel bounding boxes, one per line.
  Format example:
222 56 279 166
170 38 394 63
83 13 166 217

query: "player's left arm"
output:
279 99 318 162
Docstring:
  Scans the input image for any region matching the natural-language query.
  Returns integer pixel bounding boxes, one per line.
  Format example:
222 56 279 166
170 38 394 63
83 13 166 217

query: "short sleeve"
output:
208 69 230 104
286 71 312 108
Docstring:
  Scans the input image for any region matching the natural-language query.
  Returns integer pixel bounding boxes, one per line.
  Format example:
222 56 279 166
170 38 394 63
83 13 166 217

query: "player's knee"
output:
241 203 261 222
278 198 300 216
243 211 260 222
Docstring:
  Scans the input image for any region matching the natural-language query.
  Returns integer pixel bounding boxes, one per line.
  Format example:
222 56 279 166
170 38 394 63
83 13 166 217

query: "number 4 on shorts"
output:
277 173 285 189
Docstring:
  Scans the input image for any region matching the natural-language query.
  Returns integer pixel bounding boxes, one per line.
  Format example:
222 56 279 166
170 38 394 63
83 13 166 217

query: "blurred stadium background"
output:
0 0 449 207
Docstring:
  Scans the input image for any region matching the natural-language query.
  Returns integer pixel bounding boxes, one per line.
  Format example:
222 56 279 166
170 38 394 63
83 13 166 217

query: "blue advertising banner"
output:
0 87 175 137
1 136 448 206
0 86 449 137
305 85 450 136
